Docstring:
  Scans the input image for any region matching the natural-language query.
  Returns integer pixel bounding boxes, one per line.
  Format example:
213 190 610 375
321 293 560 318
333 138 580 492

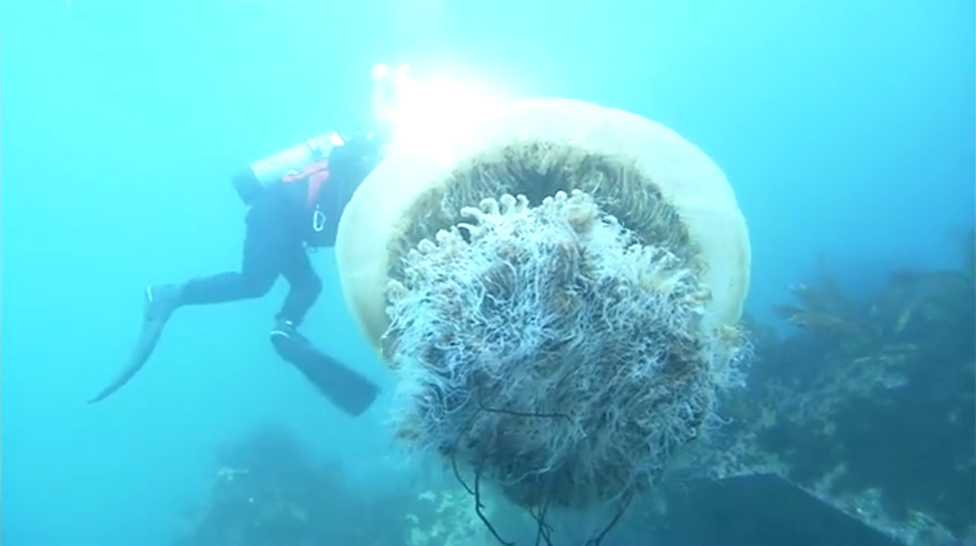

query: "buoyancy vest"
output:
231 131 383 249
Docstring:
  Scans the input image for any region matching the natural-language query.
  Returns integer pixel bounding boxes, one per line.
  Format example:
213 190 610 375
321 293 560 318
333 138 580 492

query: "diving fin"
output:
88 318 166 403
270 328 380 417
88 285 182 404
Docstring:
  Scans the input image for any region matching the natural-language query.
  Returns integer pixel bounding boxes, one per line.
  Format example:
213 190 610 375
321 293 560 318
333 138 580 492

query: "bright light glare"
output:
328 131 345 147
372 64 511 160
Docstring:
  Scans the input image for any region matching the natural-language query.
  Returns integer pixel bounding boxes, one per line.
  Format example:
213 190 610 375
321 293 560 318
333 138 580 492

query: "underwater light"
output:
370 63 511 159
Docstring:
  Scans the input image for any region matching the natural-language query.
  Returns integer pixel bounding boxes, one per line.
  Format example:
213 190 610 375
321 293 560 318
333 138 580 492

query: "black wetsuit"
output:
178 129 380 324
87 133 384 415
180 178 323 326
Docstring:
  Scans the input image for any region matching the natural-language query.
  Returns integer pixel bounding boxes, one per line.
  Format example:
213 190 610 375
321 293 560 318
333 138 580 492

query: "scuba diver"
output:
88 64 416 416
86 63 418 415
87 128 386 416
87 129 386 416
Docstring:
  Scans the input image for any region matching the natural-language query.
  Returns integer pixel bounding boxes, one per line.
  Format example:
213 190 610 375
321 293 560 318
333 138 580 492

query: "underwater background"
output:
2 0 974 545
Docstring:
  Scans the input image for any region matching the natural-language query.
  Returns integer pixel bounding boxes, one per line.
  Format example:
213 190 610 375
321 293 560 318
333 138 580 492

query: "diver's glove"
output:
269 318 380 417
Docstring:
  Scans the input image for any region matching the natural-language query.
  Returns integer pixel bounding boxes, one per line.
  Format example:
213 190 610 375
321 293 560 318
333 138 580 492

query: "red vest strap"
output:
281 159 330 209
307 170 329 209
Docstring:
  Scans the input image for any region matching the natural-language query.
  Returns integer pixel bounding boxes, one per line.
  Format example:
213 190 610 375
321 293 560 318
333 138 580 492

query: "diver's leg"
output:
270 246 379 416
275 245 323 326
89 202 287 404
147 200 286 318
177 205 285 307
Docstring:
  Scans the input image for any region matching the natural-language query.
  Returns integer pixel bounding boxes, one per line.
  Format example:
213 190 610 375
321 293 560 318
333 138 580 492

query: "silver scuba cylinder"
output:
232 131 345 204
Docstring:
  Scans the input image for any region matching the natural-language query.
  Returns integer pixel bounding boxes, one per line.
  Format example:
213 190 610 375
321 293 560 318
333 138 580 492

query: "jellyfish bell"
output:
336 94 751 510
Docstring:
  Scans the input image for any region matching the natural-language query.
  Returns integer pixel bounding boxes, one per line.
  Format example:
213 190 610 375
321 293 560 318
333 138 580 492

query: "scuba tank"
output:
232 131 345 205
232 63 407 205
230 129 386 248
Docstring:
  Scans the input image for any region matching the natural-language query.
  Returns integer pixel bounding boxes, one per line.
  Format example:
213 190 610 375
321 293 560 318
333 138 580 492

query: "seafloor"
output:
172 231 975 546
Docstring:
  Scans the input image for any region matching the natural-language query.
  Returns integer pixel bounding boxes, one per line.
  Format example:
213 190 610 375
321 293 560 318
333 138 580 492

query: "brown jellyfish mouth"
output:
387 139 701 289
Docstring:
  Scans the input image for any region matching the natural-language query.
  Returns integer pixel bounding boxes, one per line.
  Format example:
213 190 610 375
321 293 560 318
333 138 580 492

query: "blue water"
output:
2 1 973 545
